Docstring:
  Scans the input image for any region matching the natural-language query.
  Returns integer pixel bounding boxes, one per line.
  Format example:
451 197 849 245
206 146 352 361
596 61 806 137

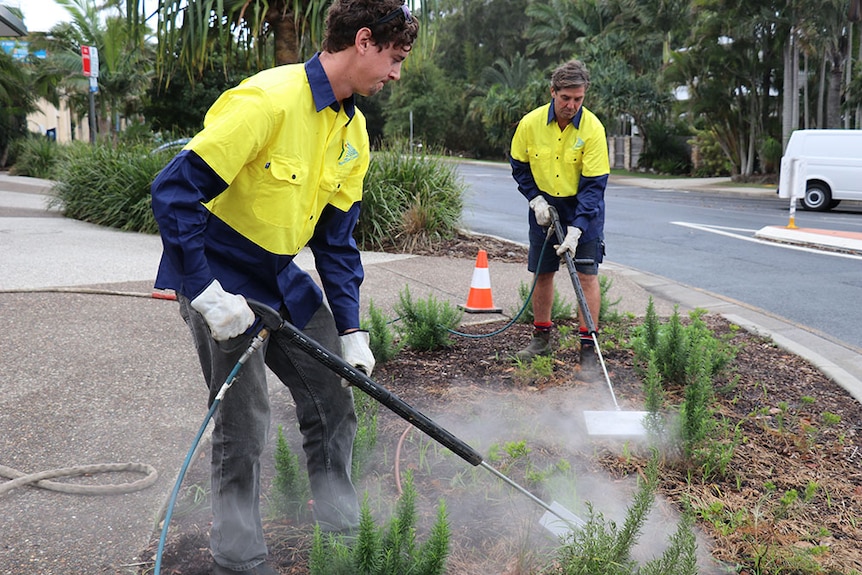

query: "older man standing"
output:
510 59 610 370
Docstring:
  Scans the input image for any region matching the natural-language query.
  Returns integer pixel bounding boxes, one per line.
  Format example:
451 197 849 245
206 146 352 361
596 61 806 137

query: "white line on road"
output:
671 221 862 261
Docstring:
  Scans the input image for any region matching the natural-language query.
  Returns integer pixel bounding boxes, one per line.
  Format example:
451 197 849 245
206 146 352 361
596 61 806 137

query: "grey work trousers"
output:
179 297 359 571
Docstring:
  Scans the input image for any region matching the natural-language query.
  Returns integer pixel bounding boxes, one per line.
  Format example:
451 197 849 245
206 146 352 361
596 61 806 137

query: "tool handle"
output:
246 300 485 467
547 206 597 335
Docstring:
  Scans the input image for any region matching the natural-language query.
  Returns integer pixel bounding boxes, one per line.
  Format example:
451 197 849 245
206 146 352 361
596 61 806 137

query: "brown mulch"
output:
139 232 862 575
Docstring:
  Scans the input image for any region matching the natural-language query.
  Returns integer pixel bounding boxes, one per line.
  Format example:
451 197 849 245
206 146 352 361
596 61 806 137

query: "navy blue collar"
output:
305 53 356 121
547 99 583 129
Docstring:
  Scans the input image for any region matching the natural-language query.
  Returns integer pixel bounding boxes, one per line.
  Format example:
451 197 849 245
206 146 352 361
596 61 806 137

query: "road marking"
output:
671 221 862 261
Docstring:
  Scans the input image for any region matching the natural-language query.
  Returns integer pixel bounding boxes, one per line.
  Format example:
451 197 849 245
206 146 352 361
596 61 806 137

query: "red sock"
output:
534 321 553 333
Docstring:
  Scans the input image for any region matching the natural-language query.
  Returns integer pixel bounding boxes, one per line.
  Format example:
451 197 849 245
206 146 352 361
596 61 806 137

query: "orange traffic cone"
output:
460 249 502 313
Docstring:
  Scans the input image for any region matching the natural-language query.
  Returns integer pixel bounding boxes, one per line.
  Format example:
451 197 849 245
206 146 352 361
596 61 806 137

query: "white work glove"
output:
190 279 255 341
528 195 552 227
555 226 583 258
340 330 376 386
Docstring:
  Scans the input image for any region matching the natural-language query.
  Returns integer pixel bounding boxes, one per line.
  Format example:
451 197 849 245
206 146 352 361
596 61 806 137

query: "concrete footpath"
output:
1 173 861 574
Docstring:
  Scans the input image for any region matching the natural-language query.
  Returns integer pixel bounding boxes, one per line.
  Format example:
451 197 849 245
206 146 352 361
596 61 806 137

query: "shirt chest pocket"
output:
530 145 555 168
252 156 313 230
564 147 584 169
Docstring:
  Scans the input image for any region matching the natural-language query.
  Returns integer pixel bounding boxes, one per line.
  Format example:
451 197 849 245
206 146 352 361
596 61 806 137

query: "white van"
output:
779 129 862 211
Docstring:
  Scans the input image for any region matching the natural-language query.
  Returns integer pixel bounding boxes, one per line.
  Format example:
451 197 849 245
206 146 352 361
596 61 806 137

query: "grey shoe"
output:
515 330 552 361
212 561 279 575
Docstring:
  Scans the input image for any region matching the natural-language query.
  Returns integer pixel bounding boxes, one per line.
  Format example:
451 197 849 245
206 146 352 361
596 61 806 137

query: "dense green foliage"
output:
393 286 463 351
545 455 698 575
9 136 64 179
8 0 860 179
271 425 311 521
50 143 170 233
363 300 403 364
356 142 464 252
308 474 450 575
631 301 742 479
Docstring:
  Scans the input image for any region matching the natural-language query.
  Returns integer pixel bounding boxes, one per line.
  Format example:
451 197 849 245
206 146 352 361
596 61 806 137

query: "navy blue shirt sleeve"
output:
573 174 608 235
510 157 541 201
307 202 364 333
151 149 228 299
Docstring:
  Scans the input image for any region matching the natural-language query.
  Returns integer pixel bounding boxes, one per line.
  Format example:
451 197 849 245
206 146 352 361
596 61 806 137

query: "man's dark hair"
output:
551 60 590 92
322 0 419 53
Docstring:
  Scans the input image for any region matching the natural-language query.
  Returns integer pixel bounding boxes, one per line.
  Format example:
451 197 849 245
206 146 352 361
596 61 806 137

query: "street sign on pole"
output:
81 45 99 143
81 45 99 78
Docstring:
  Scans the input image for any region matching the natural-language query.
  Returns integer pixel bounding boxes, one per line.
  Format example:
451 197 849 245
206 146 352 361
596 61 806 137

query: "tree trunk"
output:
846 23 853 129
782 30 800 148
827 54 843 128
267 3 300 65
804 52 810 129
818 54 827 128
782 34 794 150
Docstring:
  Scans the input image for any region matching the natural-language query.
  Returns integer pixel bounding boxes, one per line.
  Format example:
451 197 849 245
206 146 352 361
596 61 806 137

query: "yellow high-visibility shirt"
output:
510 103 609 198
186 63 369 256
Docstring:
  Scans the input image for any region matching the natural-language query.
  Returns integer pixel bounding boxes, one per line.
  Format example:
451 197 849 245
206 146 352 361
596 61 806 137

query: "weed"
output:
821 411 841 426
545 453 698 575
598 274 623 324
512 353 555 383
557 324 579 350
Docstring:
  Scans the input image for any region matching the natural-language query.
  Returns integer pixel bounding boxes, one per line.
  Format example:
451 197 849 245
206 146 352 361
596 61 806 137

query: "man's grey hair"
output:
551 60 591 92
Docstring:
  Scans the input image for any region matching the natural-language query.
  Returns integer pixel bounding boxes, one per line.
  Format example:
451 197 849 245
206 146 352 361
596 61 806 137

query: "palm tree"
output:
0 49 36 166
33 0 154 141
132 0 330 84
525 0 610 60
467 54 546 153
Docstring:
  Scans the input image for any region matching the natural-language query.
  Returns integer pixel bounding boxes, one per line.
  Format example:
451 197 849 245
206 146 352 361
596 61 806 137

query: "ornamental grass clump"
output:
357 140 464 252
50 142 171 233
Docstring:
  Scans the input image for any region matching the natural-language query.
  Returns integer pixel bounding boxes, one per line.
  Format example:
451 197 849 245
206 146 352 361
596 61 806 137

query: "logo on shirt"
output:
339 142 359 166
573 137 585 151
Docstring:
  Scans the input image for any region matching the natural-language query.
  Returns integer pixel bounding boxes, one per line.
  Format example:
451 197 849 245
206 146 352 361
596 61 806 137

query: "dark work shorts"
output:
528 227 604 275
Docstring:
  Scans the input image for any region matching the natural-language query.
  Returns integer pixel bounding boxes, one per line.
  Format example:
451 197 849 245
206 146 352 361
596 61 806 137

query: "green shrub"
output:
598 274 622 324
351 391 379 480
51 143 171 233
638 122 692 176
631 302 741 476
10 135 63 179
362 299 402 364
394 286 462 351
309 473 450 575
632 305 735 387
357 140 464 252
689 128 732 177
514 281 573 324
760 136 783 174
545 455 698 575
271 425 311 521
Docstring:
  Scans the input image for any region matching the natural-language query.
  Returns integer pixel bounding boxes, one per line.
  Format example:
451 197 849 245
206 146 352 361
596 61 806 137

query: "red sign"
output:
81 45 91 76
81 45 99 78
